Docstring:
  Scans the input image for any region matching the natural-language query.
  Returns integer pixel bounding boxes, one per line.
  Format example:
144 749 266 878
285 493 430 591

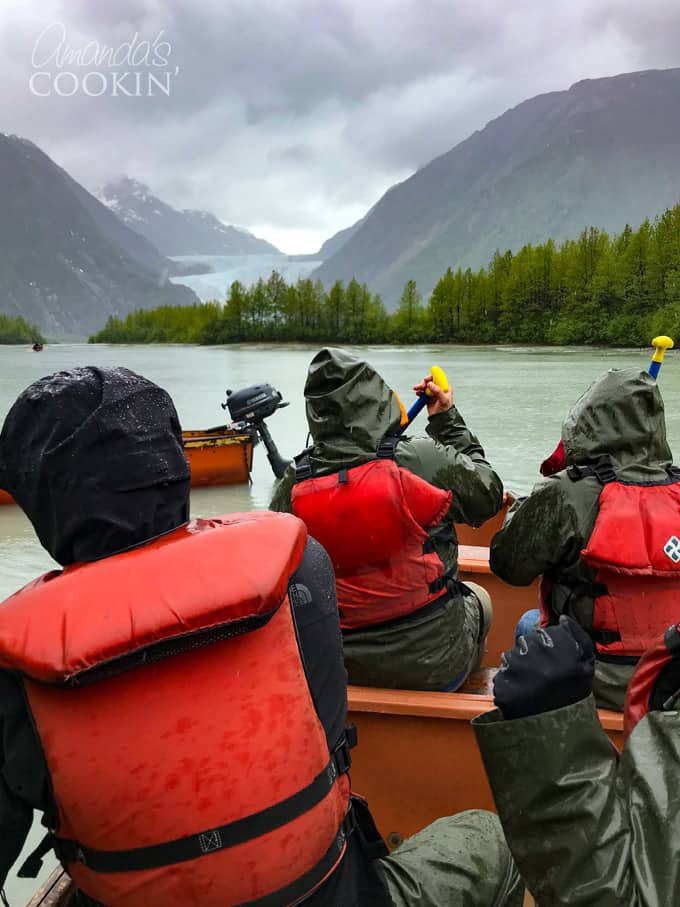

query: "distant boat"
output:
0 426 255 506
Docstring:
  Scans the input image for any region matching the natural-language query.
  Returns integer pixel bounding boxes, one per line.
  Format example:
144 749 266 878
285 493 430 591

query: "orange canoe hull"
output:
182 428 254 487
347 682 623 848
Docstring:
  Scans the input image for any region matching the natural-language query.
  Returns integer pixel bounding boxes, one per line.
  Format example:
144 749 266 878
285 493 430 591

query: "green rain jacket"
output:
270 348 503 690
473 694 680 906
490 368 674 710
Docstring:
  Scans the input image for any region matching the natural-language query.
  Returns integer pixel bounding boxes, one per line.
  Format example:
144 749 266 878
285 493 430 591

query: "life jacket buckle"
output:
332 725 357 776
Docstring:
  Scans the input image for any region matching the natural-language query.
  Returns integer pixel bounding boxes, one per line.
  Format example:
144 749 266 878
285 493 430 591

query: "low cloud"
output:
1 0 678 252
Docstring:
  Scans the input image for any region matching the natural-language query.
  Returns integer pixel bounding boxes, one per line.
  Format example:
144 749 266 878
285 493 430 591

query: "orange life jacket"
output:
575 462 680 659
290 439 453 630
624 623 680 739
0 512 352 907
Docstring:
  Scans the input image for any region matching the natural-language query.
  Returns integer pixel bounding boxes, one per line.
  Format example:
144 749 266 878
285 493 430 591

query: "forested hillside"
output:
0 314 44 343
313 68 680 306
90 203 680 347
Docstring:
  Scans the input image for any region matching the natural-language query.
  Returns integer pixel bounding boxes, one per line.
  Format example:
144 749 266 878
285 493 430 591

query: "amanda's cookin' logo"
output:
29 22 179 97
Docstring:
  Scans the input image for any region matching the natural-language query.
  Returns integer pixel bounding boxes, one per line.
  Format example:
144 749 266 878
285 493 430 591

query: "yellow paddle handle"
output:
426 365 449 395
652 335 674 363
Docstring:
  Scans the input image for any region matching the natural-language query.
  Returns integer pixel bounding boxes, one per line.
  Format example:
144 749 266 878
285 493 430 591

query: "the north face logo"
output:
664 536 680 563
198 830 222 853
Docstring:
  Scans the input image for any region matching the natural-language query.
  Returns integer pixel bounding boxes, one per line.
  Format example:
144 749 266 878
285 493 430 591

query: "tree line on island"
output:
82 201 680 346
0 315 44 344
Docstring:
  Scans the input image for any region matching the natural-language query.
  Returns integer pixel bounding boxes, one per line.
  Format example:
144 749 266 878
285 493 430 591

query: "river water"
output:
2 341 678 901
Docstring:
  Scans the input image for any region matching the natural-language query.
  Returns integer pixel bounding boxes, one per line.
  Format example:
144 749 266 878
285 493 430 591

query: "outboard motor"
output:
222 384 292 479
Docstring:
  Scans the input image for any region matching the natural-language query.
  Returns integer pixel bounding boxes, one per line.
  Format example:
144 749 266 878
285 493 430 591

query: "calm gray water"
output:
2 340 678 901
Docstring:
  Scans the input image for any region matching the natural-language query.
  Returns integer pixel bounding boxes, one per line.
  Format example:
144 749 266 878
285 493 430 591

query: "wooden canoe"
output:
0 428 256 506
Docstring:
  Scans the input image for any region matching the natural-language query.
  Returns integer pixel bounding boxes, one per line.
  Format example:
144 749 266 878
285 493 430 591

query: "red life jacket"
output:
624 623 680 739
290 440 453 630
0 512 352 907
578 464 680 659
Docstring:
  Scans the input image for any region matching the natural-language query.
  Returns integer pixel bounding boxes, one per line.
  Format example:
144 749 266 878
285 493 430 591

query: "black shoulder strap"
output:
295 435 401 483
567 457 617 485
376 435 402 460
569 459 680 487
294 450 313 482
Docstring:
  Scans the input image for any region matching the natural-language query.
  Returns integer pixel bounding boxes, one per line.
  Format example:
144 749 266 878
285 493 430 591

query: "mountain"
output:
316 216 366 259
289 214 368 263
0 134 198 337
98 177 280 257
314 67 680 307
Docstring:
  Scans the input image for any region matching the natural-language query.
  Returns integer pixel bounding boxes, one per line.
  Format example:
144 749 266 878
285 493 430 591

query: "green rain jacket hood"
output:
304 348 404 473
561 367 672 479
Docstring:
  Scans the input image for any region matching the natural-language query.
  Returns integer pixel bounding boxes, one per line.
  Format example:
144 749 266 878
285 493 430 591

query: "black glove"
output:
493 615 595 720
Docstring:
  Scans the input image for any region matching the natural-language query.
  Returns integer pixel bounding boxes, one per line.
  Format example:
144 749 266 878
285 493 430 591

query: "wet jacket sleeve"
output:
489 479 583 585
397 405 503 525
473 696 636 906
0 673 38 888
269 464 295 513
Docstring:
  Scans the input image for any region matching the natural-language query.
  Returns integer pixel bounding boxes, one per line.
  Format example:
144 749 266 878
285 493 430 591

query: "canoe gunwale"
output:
347 685 624 731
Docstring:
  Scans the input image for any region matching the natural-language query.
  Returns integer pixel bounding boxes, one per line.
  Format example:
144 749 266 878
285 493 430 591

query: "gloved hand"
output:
493 615 595 720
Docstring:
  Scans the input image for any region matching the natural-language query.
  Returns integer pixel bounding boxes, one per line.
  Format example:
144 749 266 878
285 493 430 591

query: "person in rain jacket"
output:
490 367 679 711
270 347 503 692
473 613 680 906
0 366 522 907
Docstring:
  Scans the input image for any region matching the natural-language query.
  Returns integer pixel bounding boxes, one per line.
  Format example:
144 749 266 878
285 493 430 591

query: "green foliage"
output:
89 203 680 347
89 303 220 344
0 314 44 344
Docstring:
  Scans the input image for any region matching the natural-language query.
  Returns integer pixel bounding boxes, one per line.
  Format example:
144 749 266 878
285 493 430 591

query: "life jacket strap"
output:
422 521 457 554
57 805 363 907
332 723 357 775
567 458 617 485
568 458 680 487
17 830 55 879
294 435 403 484
293 450 314 482
376 435 402 459
589 629 622 645
51 741 353 876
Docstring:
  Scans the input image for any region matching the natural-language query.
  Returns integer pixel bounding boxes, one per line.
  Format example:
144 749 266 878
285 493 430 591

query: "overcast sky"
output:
1 1 679 253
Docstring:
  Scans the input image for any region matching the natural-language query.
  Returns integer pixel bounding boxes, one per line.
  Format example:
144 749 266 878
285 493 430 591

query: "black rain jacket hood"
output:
0 366 190 565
